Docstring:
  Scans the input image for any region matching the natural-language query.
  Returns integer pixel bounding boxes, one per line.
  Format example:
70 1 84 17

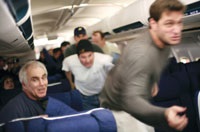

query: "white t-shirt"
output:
62 52 114 96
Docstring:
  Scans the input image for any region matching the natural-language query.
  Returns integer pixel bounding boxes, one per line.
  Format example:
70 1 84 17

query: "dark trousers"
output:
81 94 100 111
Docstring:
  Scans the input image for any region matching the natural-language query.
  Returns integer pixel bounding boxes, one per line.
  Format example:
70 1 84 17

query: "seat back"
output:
46 108 116 132
48 89 83 111
47 79 71 93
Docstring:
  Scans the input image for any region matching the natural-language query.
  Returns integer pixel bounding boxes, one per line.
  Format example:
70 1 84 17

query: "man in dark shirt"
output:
100 0 188 131
0 61 51 123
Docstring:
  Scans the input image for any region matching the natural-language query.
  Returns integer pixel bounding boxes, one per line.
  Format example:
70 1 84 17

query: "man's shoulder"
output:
94 53 113 63
92 44 104 53
63 54 79 67
95 52 111 58
8 92 25 102
0 93 24 113
64 54 78 61
64 44 77 57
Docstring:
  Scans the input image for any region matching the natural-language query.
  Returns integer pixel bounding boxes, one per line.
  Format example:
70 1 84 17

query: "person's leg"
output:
112 111 155 132
81 94 100 110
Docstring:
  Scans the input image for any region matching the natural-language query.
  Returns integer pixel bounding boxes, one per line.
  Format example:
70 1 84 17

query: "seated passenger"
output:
0 61 73 124
0 75 21 108
64 26 103 58
62 40 114 110
1 75 15 90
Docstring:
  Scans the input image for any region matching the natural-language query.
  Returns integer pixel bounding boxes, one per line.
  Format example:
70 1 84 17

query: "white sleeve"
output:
104 55 114 73
62 58 70 72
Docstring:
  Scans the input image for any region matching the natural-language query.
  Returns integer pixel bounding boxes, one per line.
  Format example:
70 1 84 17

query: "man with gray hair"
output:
0 61 48 123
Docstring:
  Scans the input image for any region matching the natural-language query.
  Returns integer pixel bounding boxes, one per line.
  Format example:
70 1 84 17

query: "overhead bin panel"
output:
5 0 29 22
183 1 200 30
185 1 200 16
0 0 35 57
0 0 26 46
19 17 33 39
28 36 33 45
4 0 35 50
113 21 144 33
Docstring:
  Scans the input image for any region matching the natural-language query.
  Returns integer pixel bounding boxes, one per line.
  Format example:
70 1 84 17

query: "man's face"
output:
53 51 61 59
78 51 94 68
92 33 102 45
74 34 88 43
23 66 48 100
153 11 184 45
61 45 70 53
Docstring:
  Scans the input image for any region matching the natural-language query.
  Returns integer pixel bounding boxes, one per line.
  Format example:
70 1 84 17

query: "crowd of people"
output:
0 0 189 131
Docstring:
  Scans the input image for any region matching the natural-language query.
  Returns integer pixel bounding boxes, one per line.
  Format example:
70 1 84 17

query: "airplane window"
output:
179 56 190 64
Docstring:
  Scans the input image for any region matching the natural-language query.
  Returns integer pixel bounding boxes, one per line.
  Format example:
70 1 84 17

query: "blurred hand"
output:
71 83 76 90
165 106 188 131
40 114 48 118
151 83 159 97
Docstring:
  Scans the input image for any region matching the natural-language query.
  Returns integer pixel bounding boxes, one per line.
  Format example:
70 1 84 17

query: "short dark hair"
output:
0 75 14 89
61 41 70 47
76 40 94 56
53 48 61 54
150 0 186 21
92 30 105 39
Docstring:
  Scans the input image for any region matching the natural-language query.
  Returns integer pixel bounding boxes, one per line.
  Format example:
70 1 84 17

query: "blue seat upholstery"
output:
47 79 71 93
48 89 83 111
46 114 100 132
91 109 117 132
27 118 45 132
46 97 78 116
2 108 117 132
29 109 117 132
46 108 116 132
48 73 64 83
4 121 25 132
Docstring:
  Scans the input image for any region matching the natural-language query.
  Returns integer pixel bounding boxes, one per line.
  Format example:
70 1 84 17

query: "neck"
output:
99 40 106 48
149 29 165 49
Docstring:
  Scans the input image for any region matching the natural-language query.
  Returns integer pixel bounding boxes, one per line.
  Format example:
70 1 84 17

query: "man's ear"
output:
22 82 27 89
149 18 157 31
74 36 78 42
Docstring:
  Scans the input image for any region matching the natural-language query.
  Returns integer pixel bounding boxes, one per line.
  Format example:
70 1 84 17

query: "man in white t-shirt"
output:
62 39 114 110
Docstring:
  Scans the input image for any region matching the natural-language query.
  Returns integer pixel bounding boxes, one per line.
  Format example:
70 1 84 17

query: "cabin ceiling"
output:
31 0 136 41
